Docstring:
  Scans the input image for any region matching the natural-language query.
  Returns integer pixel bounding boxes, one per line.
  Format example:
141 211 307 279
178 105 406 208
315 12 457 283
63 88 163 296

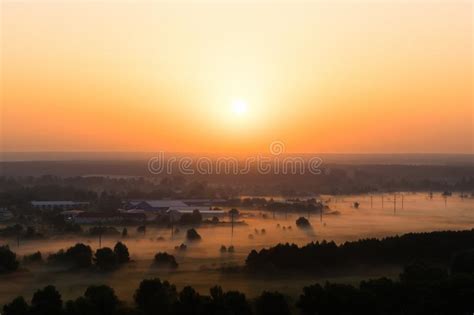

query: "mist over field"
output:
2 193 473 305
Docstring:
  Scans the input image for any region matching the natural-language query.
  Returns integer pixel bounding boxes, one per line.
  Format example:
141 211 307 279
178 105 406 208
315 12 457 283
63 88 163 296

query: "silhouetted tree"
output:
295 217 311 229
48 243 93 269
154 252 178 268
255 291 290 315
134 278 178 315
64 297 96 315
84 285 119 315
0 245 19 273
121 228 128 238
30 285 62 315
137 225 146 235
451 249 474 275
23 251 42 264
3 296 29 315
94 248 118 271
173 286 209 315
186 228 201 241
113 242 130 264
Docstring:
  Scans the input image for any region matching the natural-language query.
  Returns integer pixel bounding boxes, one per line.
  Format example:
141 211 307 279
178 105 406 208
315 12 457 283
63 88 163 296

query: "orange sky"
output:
1 0 472 154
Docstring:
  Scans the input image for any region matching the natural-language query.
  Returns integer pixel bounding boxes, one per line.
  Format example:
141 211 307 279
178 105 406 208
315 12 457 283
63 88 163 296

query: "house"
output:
167 209 225 220
127 200 189 213
0 208 13 221
31 201 90 210
73 212 146 224
124 199 222 214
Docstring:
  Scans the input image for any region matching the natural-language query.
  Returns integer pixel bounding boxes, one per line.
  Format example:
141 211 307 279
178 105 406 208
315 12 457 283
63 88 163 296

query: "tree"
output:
23 251 42 264
65 243 93 268
295 217 311 229
186 228 201 241
451 249 474 275
134 278 178 315
0 245 19 273
297 283 366 315
94 248 118 271
179 210 202 225
64 297 97 315
255 291 290 315
220 291 252 315
121 228 128 238
113 242 130 264
3 296 29 315
84 285 119 315
30 285 63 315
400 261 447 283
174 286 208 315
137 225 146 235
154 252 178 268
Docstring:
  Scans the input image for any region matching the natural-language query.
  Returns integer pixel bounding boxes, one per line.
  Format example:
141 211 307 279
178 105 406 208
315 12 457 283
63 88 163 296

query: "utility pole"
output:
401 195 404 209
382 194 384 208
170 213 174 239
370 195 373 209
231 210 235 241
393 194 396 215
98 222 102 248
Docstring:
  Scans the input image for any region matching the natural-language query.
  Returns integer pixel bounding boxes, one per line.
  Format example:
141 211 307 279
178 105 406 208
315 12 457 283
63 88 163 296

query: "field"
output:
1 193 473 304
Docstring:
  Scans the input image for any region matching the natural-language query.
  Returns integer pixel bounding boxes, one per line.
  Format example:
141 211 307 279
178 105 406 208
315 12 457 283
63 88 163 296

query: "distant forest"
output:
245 230 474 273
0 161 473 209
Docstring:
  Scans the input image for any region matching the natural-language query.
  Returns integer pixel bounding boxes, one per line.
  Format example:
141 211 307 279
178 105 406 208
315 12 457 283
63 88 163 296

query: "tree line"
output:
3 263 474 315
1 242 131 273
246 229 474 273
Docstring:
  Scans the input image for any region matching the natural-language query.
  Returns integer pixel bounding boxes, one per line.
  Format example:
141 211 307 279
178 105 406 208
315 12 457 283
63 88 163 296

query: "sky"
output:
1 0 472 154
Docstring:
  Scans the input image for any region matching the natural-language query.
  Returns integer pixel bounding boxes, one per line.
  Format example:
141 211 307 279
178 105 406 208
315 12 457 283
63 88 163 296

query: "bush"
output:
186 228 201 241
0 245 19 273
154 252 178 269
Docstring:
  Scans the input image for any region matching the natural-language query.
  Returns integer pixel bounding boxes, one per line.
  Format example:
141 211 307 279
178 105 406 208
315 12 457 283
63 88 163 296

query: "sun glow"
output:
231 99 248 116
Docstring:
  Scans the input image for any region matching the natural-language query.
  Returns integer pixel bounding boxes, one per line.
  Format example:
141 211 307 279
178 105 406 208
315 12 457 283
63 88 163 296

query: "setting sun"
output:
231 99 248 116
